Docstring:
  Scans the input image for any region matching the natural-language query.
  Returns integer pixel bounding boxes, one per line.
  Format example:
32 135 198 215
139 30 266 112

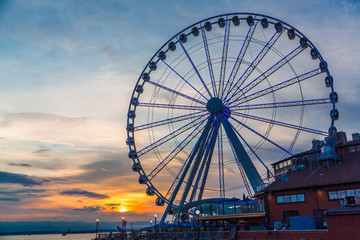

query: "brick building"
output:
256 132 360 231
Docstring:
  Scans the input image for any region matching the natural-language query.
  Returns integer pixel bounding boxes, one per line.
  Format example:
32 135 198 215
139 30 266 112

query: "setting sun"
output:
119 207 127 213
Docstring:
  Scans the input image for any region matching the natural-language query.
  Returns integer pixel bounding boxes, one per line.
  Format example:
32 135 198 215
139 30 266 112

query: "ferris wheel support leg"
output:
178 117 216 208
219 114 263 193
189 123 218 202
159 116 214 225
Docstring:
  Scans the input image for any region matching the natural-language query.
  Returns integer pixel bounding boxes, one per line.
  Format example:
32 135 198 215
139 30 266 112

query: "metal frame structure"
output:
126 13 338 224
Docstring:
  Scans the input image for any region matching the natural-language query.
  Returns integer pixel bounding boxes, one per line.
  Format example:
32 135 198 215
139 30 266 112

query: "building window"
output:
276 193 305 204
338 190 346 199
356 145 360 152
346 189 355 196
356 189 360 196
349 146 356 153
297 194 305 202
328 188 360 200
328 191 338 200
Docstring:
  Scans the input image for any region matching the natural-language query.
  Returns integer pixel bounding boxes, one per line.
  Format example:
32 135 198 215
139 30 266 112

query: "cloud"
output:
32 148 51 154
0 197 21 202
0 188 48 202
0 171 50 186
73 206 102 212
105 203 121 210
60 189 109 199
8 163 32 167
0 111 87 128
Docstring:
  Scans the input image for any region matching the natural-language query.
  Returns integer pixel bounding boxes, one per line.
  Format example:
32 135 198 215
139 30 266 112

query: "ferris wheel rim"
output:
126 12 337 212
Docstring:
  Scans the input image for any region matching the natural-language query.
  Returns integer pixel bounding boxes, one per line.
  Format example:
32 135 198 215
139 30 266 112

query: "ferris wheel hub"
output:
206 97 223 114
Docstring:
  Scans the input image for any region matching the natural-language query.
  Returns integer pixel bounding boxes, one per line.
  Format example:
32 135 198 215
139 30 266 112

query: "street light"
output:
196 210 200 240
121 217 126 240
150 220 153 228
154 214 158 240
95 219 99 240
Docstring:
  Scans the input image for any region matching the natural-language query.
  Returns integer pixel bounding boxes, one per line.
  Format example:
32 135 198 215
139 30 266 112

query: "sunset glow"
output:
0 0 358 227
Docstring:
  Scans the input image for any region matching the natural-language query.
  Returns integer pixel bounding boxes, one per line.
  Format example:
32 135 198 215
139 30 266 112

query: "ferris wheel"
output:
126 13 338 224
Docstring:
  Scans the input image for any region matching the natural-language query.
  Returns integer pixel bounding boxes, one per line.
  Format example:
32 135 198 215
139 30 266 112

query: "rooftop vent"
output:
352 133 360 141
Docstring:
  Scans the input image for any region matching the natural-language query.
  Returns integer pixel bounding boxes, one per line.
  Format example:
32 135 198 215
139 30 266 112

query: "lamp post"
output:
121 217 125 240
95 219 99 240
196 210 200 240
154 214 157 240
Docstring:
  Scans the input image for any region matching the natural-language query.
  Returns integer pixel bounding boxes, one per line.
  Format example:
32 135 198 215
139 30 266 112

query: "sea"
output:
0 233 95 240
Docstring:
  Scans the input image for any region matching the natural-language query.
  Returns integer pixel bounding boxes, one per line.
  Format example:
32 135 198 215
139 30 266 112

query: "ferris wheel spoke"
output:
231 98 331 111
145 78 206 105
158 57 209 101
200 23 216 97
222 17 258 100
232 111 327 135
136 113 208 157
134 111 207 131
229 115 293 156
218 17 231 98
230 68 323 106
178 39 213 98
137 102 206 111
226 43 307 105
147 116 208 180
223 26 284 102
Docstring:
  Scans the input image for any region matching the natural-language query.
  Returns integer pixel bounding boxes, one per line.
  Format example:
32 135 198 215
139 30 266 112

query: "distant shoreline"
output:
0 229 117 236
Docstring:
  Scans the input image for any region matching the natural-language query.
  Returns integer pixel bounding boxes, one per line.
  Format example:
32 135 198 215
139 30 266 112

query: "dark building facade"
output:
256 132 360 232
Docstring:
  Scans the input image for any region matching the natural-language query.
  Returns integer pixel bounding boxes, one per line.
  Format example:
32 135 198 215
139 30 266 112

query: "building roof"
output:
325 206 360 215
260 157 360 193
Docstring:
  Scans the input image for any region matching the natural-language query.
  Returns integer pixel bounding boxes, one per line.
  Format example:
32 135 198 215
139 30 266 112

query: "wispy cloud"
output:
0 171 50 186
73 206 102 212
60 189 109 199
0 188 48 202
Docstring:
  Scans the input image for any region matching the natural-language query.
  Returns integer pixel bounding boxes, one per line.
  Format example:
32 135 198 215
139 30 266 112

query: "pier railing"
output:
97 230 226 240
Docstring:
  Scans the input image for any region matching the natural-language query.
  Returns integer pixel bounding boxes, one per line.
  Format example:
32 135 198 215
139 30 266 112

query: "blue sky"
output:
0 0 359 224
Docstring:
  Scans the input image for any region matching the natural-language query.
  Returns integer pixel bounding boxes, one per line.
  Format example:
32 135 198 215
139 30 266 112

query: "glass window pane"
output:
356 145 360 152
355 189 360 196
338 190 346 198
283 195 290 203
287 160 292 166
349 146 356 153
346 189 355 196
277 196 283 203
297 194 305 202
280 162 283 168
290 195 297 202
328 191 337 200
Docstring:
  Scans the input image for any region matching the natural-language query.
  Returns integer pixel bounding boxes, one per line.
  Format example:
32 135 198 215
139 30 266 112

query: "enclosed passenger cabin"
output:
156 197 165 206
287 28 295 40
179 33 187 43
232 16 240 26
204 21 212 31
146 187 154 196
168 41 176 51
261 18 268 28
217 18 225 28
191 27 199 36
